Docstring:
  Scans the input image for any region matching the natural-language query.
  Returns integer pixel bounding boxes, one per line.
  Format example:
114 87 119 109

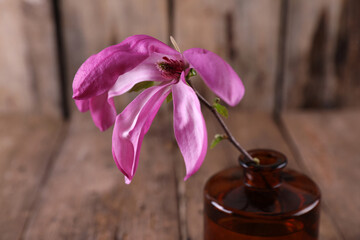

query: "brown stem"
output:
186 80 255 163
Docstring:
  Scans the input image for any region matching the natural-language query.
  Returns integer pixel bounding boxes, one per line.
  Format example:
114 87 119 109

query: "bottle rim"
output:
239 149 287 171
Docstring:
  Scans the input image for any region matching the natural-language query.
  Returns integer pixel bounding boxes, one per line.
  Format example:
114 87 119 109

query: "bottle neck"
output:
239 149 287 190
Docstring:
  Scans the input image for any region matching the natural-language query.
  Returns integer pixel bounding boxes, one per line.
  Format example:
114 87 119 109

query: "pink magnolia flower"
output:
73 35 244 183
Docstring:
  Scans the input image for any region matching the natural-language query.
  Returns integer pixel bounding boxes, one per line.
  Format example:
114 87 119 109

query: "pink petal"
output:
75 94 115 131
73 35 178 100
183 48 245 106
112 84 171 183
172 73 207 180
75 99 89 112
89 92 117 131
108 53 169 98
123 35 179 55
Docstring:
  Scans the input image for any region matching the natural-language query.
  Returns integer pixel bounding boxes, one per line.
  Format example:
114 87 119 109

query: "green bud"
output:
210 134 226 149
186 68 197 79
213 99 228 118
253 157 260 165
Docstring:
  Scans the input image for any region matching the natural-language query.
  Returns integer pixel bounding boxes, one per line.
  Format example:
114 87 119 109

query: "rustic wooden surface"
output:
283 0 360 109
283 0 341 109
23 111 179 240
0 0 360 239
283 111 360 240
0 115 63 240
175 0 282 111
1 110 358 239
1 0 358 117
0 0 61 117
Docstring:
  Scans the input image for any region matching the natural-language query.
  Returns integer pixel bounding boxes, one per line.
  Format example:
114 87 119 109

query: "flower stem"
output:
186 80 256 164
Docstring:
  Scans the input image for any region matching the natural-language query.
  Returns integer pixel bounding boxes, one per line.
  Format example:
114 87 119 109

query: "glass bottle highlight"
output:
204 149 321 240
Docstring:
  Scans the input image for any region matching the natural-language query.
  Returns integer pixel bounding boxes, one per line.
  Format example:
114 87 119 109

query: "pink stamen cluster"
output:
157 57 187 80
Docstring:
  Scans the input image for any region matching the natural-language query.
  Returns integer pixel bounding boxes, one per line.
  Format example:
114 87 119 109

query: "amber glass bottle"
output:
204 149 321 240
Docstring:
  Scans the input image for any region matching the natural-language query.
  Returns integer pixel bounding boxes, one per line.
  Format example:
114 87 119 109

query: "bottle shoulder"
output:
204 167 321 218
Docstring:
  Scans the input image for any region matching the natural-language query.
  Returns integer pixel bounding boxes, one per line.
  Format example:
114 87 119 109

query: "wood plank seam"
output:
173 158 187 240
276 115 346 240
51 0 70 119
167 0 175 40
18 121 70 240
274 0 289 115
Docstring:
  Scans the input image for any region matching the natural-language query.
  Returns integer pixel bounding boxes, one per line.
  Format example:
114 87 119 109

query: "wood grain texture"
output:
61 0 169 112
232 1 282 111
0 0 61 117
0 115 63 240
174 0 282 110
283 0 344 109
23 111 180 240
114 0 169 43
177 111 342 240
61 0 114 110
283 111 360 239
333 0 360 108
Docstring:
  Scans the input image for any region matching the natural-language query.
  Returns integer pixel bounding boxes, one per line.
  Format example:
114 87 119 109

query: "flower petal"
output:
73 35 178 100
75 99 89 112
75 93 116 131
108 53 168 98
183 48 244 106
173 73 207 180
112 84 171 183
89 92 117 131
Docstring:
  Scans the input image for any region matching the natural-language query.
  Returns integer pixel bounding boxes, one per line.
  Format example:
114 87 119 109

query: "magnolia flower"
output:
73 35 244 183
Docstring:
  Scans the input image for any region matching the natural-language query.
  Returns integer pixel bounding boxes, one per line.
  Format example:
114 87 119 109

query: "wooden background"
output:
0 0 359 240
0 0 359 117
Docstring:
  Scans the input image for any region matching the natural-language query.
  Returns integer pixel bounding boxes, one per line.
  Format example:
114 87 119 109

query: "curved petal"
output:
89 92 116 131
75 99 89 112
172 73 207 180
183 48 245 106
112 84 171 184
73 35 178 100
123 35 179 55
108 53 168 98
75 93 116 131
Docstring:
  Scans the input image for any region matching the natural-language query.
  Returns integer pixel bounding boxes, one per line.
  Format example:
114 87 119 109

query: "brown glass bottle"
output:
204 149 321 240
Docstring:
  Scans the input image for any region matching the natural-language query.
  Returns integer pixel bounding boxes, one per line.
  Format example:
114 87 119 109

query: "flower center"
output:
156 57 187 80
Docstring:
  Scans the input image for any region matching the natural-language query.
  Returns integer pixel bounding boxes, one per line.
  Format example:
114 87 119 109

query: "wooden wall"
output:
284 0 360 109
0 0 359 118
0 0 61 117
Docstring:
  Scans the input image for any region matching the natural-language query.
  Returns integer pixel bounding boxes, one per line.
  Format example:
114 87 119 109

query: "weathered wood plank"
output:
283 0 350 109
0 0 61 117
23 111 179 239
21 0 62 117
61 0 114 111
114 0 169 43
0 115 63 240
232 1 282 111
178 111 342 240
333 0 360 108
62 0 169 112
0 1 32 113
174 0 282 110
283 111 360 239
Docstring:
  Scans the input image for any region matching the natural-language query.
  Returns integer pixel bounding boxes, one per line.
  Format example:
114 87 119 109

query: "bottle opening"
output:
239 149 287 171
